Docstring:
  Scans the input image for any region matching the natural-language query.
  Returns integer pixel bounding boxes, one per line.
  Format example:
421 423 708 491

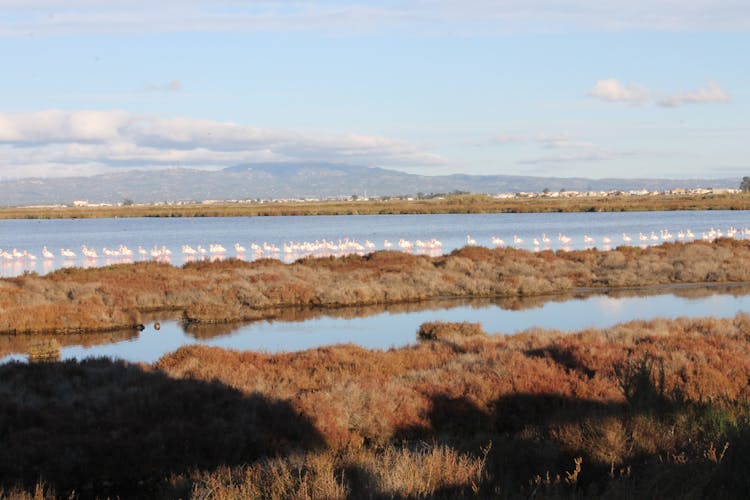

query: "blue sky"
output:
0 1 748 180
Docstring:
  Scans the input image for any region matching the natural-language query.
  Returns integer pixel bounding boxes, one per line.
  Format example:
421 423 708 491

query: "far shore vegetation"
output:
2 191 750 219
2 238 750 335
2 314 749 498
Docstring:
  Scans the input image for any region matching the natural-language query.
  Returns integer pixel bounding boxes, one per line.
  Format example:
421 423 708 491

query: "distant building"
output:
72 200 89 207
712 188 741 194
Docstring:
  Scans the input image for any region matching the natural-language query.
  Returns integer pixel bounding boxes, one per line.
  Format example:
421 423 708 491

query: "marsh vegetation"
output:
1 314 749 498
2 192 750 220
1 239 750 335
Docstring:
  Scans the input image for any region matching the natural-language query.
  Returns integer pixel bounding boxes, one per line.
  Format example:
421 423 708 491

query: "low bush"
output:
417 321 486 340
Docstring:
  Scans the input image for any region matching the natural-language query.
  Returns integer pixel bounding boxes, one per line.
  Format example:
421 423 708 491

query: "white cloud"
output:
1 1 748 37
657 80 730 107
588 79 651 104
0 109 444 178
0 109 129 143
588 79 730 108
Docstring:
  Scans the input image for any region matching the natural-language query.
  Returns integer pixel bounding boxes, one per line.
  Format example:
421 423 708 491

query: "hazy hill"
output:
0 163 738 206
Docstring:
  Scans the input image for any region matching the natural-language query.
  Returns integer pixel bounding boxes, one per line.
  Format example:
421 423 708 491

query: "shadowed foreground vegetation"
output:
2 314 749 498
2 193 750 219
2 239 750 334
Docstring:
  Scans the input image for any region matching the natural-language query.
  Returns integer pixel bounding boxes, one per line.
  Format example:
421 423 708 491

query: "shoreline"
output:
1 193 750 219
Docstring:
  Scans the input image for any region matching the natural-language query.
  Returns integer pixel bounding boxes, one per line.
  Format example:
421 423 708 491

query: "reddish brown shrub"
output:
417 321 486 340
2 240 750 334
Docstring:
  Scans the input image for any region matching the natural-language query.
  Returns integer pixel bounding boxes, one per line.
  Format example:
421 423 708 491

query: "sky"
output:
0 1 748 180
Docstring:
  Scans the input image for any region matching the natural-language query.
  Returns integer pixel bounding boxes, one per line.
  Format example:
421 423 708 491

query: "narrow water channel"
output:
2 285 749 364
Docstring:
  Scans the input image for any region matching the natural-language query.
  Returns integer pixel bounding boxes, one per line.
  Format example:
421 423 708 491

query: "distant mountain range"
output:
0 163 739 206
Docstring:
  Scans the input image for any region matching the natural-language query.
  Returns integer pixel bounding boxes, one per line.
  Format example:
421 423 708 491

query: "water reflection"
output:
183 283 750 339
27 339 62 363
0 329 139 361
1 284 749 364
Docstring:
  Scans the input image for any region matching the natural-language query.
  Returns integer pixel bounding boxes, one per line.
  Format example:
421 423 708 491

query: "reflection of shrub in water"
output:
0 330 138 359
184 321 243 340
183 300 501 341
26 338 61 363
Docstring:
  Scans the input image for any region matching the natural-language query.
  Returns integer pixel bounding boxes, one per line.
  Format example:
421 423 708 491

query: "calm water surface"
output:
2 286 748 364
0 211 749 276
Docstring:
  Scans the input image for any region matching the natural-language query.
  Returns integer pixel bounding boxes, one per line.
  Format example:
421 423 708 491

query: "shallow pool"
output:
2 284 749 364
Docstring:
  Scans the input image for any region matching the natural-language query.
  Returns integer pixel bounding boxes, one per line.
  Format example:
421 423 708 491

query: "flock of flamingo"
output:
1 227 749 272
480 226 750 250
0 238 445 267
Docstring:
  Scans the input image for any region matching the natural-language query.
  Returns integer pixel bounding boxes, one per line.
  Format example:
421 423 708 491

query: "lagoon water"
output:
2 286 749 364
1 210 749 277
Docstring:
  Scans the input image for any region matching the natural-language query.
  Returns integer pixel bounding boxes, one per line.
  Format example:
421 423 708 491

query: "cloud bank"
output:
656 81 730 107
588 79 729 107
0 110 443 178
1 1 749 37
